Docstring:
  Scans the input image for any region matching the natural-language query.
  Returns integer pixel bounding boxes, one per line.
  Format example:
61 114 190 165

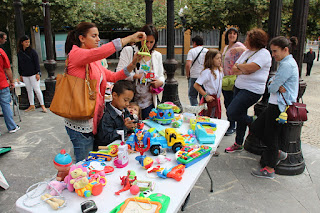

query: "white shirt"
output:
235 48 272 94
195 68 223 98
186 46 208 78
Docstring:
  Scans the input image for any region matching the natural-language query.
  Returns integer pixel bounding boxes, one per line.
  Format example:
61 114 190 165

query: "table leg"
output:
181 193 191 211
205 166 213 192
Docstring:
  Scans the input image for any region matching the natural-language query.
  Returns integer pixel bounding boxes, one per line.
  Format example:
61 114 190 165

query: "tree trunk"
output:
6 16 18 80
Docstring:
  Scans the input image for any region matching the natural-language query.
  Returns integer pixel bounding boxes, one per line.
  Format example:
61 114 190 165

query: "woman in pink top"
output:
221 28 246 136
64 22 146 162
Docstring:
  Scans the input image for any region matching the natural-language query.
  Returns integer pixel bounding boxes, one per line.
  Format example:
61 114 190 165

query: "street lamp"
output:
13 0 25 40
145 0 153 24
42 0 57 107
178 6 187 76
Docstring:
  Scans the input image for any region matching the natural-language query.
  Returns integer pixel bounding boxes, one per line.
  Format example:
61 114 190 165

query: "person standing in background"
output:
306 47 315 76
17 35 47 113
221 28 246 136
0 31 20 134
186 36 208 106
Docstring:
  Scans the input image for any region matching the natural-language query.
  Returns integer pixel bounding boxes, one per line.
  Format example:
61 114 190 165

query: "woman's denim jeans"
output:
227 87 261 145
222 89 235 130
0 87 17 131
65 126 94 162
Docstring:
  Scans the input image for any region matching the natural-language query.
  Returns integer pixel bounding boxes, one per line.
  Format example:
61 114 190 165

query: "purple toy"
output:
47 181 67 196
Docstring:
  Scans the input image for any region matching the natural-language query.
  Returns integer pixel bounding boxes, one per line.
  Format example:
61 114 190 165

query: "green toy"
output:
138 40 151 57
110 192 170 213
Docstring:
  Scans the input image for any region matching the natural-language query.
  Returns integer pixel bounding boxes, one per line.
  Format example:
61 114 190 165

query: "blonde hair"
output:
203 49 222 79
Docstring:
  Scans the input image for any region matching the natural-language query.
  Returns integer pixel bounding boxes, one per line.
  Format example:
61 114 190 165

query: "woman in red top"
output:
64 22 146 162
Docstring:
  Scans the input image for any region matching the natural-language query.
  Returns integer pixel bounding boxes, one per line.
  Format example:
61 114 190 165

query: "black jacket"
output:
17 48 41 77
306 51 316 64
94 103 132 150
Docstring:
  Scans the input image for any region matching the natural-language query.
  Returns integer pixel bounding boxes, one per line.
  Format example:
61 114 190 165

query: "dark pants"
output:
227 87 261 145
141 104 155 120
250 104 282 168
222 89 235 129
306 62 313 76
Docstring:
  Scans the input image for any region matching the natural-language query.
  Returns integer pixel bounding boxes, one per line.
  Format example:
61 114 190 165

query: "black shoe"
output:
225 128 236 136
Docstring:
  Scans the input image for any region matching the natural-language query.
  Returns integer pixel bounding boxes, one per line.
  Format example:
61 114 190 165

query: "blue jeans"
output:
222 89 235 129
0 87 17 131
227 87 261 145
188 78 202 106
65 126 94 163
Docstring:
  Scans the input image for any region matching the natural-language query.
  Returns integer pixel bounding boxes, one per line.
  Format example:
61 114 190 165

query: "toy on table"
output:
115 170 137 195
176 145 212 168
135 155 154 169
114 142 129 168
182 112 196 123
129 185 140 195
41 193 65 210
97 144 119 157
189 116 212 130
88 170 107 186
195 123 216 144
157 164 186 181
132 180 155 192
64 165 88 192
155 154 171 164
149 103 175 125
53 149 72 182
81 160 114 174
86 152 112 162
171 114 183 128
276 106 289 124
110 192 170 213
163 102 181 113
47 181 67 196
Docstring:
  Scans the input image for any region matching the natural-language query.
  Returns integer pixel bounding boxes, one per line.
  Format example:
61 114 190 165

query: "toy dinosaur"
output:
115 170 137 195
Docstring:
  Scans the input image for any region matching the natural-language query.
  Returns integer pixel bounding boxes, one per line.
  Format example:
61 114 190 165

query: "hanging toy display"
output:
138 40 151 57
276 106 289 124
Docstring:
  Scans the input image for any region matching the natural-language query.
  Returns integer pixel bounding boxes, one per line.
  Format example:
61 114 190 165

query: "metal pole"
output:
13 0 25 39
181 27 185 76
145 0 153 24
42 0 57 107
162 0 182 109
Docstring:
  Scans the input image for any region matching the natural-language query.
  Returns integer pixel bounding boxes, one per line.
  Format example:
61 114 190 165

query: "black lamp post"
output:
161 0 182 110
42 0 57 107
13 0 25 40
179 7 187 76
145 0 153 24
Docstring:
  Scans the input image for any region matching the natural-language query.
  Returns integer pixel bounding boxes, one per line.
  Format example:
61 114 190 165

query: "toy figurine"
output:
276 107 289 124
53 149 72 182
115 170 137 195
135 155 154 169
64 165 88 192
47 181 67 196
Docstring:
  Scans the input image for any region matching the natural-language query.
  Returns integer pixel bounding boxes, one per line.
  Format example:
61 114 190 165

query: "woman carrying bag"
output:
63 22 146 162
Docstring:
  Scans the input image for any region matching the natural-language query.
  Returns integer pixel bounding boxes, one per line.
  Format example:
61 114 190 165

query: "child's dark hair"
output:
65 22 96 54
269 36 298 54
112 80 135 95
18 35 31 52
203 49 222 79
0 31 6 39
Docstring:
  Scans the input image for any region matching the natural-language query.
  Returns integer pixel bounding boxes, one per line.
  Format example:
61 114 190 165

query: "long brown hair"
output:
65 22 97 54
203 49 222 79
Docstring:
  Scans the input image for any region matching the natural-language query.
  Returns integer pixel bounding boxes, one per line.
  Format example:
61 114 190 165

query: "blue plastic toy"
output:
195 123 216 144
149 104 175 125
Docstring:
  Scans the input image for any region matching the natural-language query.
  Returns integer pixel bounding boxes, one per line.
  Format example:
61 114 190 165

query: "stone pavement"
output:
0 60 319 213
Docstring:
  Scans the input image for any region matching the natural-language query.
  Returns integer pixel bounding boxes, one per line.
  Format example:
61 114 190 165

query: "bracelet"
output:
203 94 208 98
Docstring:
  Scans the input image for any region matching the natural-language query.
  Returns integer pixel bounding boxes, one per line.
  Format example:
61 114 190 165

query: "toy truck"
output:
126 128 186 156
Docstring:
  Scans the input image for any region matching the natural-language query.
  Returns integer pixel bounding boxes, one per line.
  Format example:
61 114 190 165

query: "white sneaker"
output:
9 125 20 133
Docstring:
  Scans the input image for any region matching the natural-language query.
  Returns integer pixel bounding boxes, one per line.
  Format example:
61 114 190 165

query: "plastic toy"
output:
135 155 154 169
130 185 140 195
110 192 170 213
176 145 212 168
195 123 216 144
183 104 208 116
182 112 196 123
53 149 72 182
82 160 114 174
171 114 183 128
86 151 112 162
114 142 129 168
132 180 155 191
97 144 119 157
157 164 186 181
155 154 171 164
47 181 67 196
190 117 212 130
138 40 151 57
163 102 181 113
41 193 65 210
276 107 289 124
115 170 137 195
134 130 151 156
88 170 107 186
149 104 175 125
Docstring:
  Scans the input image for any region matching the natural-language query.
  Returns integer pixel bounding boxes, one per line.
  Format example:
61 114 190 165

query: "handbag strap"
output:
191 47 204 68
280 92 289 105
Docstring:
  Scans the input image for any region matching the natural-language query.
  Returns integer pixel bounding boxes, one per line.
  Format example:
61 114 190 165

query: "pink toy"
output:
130 185 140 195
155 155 171 164
64 165 88 192
47 181 67 196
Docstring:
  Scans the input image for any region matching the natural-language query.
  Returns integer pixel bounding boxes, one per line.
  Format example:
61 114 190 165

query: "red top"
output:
0 48 10 90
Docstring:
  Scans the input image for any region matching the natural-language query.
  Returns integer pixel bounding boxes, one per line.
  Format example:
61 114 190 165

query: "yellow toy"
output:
276 106 289 124
138 40 151 57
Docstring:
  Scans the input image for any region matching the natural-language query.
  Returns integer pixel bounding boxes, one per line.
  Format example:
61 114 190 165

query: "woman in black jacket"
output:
17 35 46 112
